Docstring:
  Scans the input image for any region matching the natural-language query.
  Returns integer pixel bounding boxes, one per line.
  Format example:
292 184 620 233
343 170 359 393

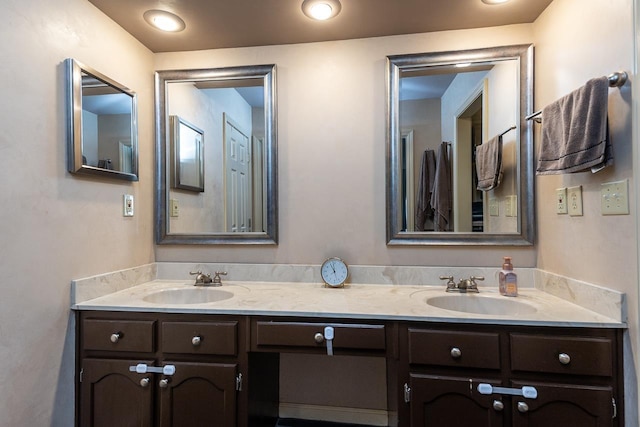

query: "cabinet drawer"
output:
408 329 501 369
510 334 613 377
254 321 386 351
83 319 155 353
162 321 237 356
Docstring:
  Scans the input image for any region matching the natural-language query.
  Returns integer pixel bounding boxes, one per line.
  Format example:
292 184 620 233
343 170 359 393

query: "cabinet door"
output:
409 374 504 427
80 358 155 427
159 362 238 427
511 381 614 427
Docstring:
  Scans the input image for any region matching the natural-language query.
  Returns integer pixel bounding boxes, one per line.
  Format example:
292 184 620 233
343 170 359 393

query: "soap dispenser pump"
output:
499 256 518 297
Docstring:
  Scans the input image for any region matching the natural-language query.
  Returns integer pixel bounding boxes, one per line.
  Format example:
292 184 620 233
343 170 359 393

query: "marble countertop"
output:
73 280 625 328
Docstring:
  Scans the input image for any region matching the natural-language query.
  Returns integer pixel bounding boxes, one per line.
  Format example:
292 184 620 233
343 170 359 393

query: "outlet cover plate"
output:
556 188 567 214
123 194 134 217
601 179 629 215
568 185 583 216
489 198 499 216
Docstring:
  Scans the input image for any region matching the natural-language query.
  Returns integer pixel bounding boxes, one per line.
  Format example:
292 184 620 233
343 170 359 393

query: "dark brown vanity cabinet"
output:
77 312 245 427
401 325 623 427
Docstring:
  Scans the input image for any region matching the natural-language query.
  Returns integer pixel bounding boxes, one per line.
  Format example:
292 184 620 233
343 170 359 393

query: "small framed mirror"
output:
386 44 534 245
171 115 204 192
66 58 139 181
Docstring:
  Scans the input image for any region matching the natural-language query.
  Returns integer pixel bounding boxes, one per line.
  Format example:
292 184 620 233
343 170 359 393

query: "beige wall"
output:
0 0 155 425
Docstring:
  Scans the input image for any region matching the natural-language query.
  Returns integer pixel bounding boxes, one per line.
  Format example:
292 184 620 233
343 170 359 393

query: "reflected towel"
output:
475 135 503 191
536 76 612 175
431 142 452 232
415 149 436 231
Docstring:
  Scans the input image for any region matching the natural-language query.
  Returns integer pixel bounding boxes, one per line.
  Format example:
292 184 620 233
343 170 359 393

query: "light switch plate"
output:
556 188 568 214
568 185 583 216
123 194 134 217
601 180 629 215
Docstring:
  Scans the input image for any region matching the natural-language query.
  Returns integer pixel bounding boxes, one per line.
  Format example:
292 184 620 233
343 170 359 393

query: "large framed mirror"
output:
386 44 534 246
66 58 139 181
155 65 278 244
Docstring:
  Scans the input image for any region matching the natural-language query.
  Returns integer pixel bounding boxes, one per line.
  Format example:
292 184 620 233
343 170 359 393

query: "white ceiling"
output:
88 0 553 52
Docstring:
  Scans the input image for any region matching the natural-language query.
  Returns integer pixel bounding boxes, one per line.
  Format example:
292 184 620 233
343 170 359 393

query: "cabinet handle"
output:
558 352 571 365
192 335 202 346
159 378 170 388
492 400 504 411
139 377 150 388
450 347 462 359
314 333 324 344
517 402 529 413
110 332 122 343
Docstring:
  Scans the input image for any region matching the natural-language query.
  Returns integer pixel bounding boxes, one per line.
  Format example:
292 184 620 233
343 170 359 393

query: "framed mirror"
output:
155 65 278 244
171 115 204 192
66 58 139 181
386 44 534 245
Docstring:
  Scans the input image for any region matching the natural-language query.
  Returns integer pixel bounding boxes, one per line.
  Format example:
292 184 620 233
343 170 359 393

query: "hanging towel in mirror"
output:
416 149 436 231
536 76 612 175
475 135 503 191
431 142 452 232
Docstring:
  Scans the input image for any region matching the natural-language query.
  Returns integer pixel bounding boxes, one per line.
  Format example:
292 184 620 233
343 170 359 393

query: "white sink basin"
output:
142 287 234 304
426 294 537 316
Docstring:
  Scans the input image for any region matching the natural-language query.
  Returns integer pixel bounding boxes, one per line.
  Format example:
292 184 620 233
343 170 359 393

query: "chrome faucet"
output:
440 275 484 293
189 271 213 286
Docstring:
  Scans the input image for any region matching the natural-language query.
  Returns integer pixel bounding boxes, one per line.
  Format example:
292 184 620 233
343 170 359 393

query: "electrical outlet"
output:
489 198 499 216
123 194 134 217
505 195 517 217
170 199 179 217
567 185 583 216
601 179 629 215
556 188 567 214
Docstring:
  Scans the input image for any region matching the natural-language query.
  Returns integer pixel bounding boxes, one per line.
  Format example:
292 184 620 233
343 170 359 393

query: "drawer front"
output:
408 329 501 369
83 319 155 353
510 334 613 377
254 321 386 351
162 321 238 356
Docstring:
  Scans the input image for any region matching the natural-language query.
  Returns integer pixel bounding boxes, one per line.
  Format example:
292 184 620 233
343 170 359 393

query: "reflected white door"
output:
224 114 252 232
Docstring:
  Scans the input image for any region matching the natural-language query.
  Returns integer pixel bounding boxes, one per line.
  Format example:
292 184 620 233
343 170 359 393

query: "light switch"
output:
601 180 629 215
123 194 134 217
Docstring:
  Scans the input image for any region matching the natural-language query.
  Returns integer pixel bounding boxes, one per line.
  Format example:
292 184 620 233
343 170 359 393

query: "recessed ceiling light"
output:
481 0 511 4
143 10 186 32
302 0 342 21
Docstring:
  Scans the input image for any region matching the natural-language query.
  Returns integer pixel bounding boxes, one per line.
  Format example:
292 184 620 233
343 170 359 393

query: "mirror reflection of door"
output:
224 114 252 233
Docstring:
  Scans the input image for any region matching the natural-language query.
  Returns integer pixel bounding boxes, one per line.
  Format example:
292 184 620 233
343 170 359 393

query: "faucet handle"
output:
440 275 457 291
212 271 228 285
189 271 213 285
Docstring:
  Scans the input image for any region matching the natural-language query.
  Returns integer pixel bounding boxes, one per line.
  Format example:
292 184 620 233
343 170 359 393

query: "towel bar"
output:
526 71 627 123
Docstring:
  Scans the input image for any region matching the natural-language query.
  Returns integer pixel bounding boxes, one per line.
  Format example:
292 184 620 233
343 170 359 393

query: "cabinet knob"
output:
558 352 571 365
192 335 202 346
110 332 122 343
314 333 325 344
159 378 170 388
450 347 462 359
517 402 529 413
139 377 150 388
492 400 504 411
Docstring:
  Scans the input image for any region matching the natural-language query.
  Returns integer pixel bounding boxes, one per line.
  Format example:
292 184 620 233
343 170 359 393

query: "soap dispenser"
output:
499 256 518 297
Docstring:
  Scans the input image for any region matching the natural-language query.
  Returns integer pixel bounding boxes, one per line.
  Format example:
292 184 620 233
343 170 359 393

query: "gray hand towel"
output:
536 76 612 175
415 149 436 231
475 135 503 191
431 142 452 232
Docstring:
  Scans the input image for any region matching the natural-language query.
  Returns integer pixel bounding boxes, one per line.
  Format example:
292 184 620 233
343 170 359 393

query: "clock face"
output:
321 257 349 287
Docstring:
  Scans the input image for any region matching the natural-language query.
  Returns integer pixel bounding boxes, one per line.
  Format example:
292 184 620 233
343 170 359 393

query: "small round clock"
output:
320 257 349 288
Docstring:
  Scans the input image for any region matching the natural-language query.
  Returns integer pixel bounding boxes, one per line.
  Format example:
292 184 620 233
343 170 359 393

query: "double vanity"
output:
72 265 626 427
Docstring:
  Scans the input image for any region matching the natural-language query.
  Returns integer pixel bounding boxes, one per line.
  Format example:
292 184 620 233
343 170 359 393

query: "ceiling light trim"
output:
481 0 511 4
143 9 186 32
301 0 342 21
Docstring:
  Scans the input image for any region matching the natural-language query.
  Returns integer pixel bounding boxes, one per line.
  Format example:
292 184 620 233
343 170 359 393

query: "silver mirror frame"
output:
66 58 139 181
386 44 534 246
155 65 278 245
